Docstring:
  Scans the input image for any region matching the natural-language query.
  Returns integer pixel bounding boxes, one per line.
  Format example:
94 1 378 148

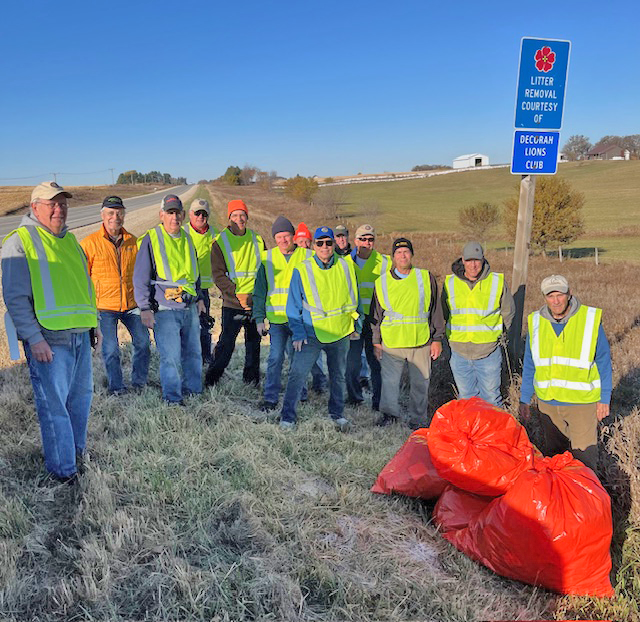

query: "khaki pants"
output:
537 401 599 472
380 343 432 426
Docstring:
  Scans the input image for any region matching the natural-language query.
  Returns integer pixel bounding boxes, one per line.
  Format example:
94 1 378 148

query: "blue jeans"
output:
154 307 202 402
24 333 93 478
449 346 503 406
280 335 349 423
99 309 150 392
264 324 327 403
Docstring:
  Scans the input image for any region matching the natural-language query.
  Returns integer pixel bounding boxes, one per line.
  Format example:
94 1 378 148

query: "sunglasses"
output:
358 236 375 242
314 239 334 247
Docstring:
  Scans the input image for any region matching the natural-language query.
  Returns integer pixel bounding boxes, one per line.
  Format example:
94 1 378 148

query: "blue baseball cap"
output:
313 226 334 240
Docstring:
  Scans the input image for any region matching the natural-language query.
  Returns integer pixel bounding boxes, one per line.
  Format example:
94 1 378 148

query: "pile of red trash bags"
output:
371 397 614 598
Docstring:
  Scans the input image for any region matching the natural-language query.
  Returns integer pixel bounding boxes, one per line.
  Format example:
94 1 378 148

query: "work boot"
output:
334 417 351 431
260 401 277 412
376 413 398 427
279 420 295 431
205 366 222 387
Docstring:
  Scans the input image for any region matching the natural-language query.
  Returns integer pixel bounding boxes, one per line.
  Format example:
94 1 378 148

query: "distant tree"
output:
117 170 137 184
503 176 584 254
239 164 257 186
221 165 242 186
316 185 347 219
324 177 335 184
163 173 172 184
561 135 592 161
284 175 319 204
595 135 622 147
411 164 451 171
458 202 500 241
620 134 640 158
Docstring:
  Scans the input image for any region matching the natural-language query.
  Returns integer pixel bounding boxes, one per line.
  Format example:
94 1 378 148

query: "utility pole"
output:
507 175 536 368
109 168 114 185
50 172 59 183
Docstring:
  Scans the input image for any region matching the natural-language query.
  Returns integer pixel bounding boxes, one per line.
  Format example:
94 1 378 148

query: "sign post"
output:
508 37 571 366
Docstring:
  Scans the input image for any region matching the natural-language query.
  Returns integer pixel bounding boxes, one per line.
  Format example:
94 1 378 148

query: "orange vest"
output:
80 225 138 312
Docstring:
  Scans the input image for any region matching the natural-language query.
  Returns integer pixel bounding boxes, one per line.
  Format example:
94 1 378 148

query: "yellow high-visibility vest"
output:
146 225 198 296
217 228 263 295
264 246 312 324
347 250 390 315
296 256 359 343
7 225 97 330
444 272 504 344
375 268 431 348
528 305 602 403
184 223 217 289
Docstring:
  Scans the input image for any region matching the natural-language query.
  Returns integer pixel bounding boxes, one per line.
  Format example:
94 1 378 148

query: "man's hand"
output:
518 403 531 422
430 341 442 360
31 340 54 363
197 300 206 315
373 343 383 361
596 402 610 421
292 339 307 352
141 310 155 329
95 328 103 351
257 322 266 336
236 293 252 310
349 332 360 340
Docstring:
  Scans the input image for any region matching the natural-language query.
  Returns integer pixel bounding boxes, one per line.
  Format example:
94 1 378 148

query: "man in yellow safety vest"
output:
206 199 266 386
280 226 364 429
252 216 313 411
184 198 218 364
370 238 445 427
134 194 205 405
519 275 612 472
345 224 390 410
2 181 98 483
442 242 515 406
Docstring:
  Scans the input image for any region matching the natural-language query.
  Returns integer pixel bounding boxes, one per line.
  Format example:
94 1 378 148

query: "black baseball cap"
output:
102 195 125 209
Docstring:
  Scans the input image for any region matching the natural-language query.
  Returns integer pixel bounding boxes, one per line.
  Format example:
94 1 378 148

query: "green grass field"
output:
333 161 640 260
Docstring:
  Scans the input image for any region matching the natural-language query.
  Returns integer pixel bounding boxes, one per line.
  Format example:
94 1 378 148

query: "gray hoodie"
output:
1 213 91 346
442 257 516 360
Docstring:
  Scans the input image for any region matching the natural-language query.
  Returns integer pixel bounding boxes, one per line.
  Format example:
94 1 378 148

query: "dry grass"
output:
0 184 164 217
0 183 638 620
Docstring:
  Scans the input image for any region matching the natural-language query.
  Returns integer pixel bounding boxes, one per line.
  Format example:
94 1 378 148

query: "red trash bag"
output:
433 485 494 533
445 452 614 597
428 397 537 496
371 428 447 500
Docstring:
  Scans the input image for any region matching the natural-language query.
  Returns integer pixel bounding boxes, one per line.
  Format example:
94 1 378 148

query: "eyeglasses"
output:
194 210 208 217
358 236 374 242
314 239 334 247
37 199 68 209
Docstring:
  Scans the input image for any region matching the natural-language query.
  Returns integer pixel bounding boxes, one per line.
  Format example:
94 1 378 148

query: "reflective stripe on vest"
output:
445 272 504 344
184 223 215 288
351 251 390 314
375 268 431 348
298 257 358 343
264 246 312 324
528 305 602 403
217 228 262 294
148 226 198 295
12 225 97 330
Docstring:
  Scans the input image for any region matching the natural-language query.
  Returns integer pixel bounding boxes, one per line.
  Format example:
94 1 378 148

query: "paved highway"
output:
0 184 194 240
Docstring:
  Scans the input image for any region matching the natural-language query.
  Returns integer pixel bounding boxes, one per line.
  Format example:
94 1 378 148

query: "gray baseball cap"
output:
462 241 484 261
541 275 569 295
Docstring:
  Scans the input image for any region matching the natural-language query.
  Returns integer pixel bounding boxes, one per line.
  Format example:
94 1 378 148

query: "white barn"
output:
452 153 489 169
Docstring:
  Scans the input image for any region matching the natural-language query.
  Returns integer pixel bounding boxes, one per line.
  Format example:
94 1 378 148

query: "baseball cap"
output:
102 195 125 209
541 275 569 295
190 198 210 215
31 181 72 202
313 226 334 240
355 224 376 239
334 224 348 236
161 194 183 212
462 241 484 261
392 237 414 255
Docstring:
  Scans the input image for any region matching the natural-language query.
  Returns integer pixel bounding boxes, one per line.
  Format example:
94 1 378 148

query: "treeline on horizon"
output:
116 170 187 185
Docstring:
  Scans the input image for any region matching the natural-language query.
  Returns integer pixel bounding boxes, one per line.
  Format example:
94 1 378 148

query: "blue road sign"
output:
511 130 560 175
514 37 570 130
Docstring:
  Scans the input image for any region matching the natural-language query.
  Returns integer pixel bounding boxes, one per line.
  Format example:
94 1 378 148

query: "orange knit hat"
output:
228 199 248 217
295 222 312 240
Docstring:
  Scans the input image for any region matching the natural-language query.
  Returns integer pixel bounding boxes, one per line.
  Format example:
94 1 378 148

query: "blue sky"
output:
1 0 638 185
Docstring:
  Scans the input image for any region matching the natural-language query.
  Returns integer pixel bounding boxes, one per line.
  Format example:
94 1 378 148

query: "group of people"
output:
1 181 612 483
